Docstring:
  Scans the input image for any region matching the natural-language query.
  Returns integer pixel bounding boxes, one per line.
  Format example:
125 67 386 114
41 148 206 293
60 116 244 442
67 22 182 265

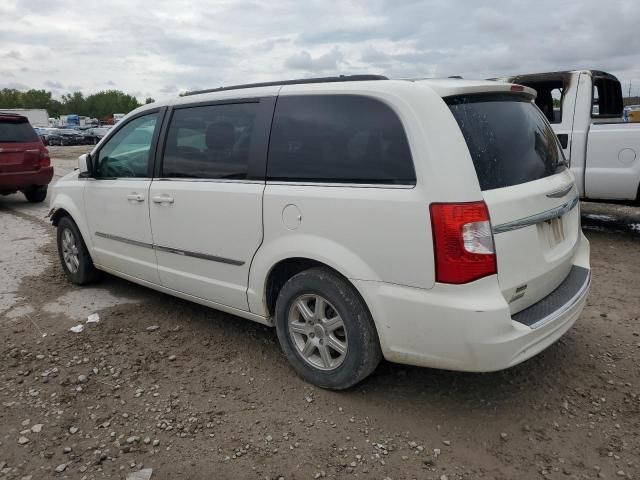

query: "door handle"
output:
152 195 174 204
126 193 145 202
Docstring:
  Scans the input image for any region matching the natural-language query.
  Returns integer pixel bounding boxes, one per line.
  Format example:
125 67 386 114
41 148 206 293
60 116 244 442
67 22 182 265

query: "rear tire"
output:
23 186 47 203
274 267 382 390
56 216 100 285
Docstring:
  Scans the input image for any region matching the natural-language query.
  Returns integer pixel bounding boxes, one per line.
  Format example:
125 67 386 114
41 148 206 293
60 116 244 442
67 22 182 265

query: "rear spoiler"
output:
420 80 537 100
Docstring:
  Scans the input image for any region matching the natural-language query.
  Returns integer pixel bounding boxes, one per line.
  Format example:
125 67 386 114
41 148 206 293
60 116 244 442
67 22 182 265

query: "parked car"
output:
0 113 53 202
57 128 85 146
48 75 591 389
495 70 640 202
82 126 111 145
45 129 63 146
35 127 62 146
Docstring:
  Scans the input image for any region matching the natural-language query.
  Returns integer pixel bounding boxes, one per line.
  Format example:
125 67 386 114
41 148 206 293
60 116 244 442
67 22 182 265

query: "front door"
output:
149 99 273 310
84 110 163 284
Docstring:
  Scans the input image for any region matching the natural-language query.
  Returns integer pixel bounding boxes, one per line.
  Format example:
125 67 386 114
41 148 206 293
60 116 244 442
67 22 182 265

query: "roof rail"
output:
183 74 389 96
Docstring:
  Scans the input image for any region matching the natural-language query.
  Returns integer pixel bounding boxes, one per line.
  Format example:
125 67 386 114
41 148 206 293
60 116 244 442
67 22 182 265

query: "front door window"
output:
95 113 158 178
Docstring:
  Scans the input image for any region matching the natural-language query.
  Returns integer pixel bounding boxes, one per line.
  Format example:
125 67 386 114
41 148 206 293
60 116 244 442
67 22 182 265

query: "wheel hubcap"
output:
61 228 80 273
288 294 348 371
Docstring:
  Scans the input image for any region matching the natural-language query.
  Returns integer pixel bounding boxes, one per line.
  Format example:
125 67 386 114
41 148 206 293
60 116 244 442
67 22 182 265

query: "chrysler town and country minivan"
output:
49 75 591 389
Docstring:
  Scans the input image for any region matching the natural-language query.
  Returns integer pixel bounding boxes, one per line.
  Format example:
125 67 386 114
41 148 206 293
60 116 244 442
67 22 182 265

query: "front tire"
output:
23 186 47 203
274 267 382 389
56 216 100 285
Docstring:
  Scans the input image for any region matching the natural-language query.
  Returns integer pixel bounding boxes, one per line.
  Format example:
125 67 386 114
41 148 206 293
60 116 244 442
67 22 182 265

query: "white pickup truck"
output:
498 70 640 202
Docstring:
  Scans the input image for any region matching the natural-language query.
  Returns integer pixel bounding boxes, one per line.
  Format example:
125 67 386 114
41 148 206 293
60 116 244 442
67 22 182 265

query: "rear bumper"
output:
0 166 54 192
355 232 591 372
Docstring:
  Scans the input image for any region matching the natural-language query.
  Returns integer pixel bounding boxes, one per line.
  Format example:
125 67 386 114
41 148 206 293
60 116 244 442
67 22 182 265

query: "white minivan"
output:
49 75 591 389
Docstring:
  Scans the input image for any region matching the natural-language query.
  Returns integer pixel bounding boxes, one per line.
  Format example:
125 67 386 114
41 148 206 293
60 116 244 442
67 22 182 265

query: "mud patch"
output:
42 288 141 322
0 211 50 315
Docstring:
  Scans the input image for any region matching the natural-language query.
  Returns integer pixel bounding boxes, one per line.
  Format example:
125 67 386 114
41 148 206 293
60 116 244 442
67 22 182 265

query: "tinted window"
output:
268 95 415 184
0 118 39 142
162 103 258 179
520 80 565 124
95 113 158 178
447 94 567 191
592 77 623 118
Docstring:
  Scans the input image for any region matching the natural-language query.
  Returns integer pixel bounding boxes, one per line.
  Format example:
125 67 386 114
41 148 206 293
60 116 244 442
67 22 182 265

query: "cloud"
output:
160 85 179 95
2 50 21 59
0 0 639 99
0 81 29 90
44 80 64 89
284 48 344 72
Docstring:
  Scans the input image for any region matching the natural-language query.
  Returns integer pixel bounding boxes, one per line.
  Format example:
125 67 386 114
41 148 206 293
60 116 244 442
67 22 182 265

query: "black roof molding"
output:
184 74 389 96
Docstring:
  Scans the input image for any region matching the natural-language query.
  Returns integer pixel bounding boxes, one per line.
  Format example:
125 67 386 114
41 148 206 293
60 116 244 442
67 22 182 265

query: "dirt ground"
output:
1 146 639 480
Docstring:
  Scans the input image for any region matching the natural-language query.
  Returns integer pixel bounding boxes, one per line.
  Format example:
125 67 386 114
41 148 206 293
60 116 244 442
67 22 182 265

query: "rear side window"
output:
267 95 415 184
162 102 259 179
0 118 39 142
447 94 566 191
592 77 623 118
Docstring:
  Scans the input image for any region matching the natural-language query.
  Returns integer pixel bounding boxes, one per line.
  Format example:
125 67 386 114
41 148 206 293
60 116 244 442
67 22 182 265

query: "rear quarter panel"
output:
247 82 484 316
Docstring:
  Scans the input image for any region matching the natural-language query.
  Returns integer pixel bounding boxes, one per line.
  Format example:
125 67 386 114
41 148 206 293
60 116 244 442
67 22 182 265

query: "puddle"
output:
581 212 640 237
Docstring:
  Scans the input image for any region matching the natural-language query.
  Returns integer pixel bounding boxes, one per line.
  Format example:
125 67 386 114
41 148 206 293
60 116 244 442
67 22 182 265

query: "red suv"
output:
0 113 53 203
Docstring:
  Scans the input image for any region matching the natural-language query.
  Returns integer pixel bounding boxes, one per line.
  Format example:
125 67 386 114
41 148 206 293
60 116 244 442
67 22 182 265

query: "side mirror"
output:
78 153 91 175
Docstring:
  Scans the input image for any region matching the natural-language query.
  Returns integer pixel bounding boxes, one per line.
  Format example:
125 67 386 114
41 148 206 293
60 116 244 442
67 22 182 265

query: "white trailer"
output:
0 108 49 127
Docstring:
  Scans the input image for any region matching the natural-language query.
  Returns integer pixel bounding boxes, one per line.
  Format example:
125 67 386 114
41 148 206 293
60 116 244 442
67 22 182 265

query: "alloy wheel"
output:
61 228 80 273
288 294 348 370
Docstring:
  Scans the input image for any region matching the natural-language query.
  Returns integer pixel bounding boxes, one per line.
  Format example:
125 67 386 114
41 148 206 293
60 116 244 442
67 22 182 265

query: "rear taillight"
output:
40 148 50 167
430 201 496 284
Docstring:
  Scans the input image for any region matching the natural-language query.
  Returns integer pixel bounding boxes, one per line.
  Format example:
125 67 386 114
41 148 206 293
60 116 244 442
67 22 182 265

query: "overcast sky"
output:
1 0 639 101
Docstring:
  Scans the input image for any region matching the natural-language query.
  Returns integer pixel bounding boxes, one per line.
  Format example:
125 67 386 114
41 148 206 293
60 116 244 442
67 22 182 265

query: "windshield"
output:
446 93 567 191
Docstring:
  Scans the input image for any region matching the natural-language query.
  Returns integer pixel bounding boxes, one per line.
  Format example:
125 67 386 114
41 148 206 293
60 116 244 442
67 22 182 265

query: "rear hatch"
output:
0 115 43 173
446 92 580 314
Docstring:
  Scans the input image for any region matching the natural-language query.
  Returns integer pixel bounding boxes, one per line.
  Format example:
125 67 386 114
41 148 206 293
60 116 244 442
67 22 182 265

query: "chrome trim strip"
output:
95 232 153 249
156 178 265 184
92 177 153 181
546 184 574 198
94 232 244 266
265 181 415 189
527 269 591 329
492 196 579 234
154 244 245 266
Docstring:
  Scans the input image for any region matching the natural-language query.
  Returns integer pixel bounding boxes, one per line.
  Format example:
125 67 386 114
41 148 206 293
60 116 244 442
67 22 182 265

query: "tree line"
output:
0 88 155 120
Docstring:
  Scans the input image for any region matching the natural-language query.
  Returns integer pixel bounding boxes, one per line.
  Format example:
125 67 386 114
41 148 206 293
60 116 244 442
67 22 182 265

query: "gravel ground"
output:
0 146 639 480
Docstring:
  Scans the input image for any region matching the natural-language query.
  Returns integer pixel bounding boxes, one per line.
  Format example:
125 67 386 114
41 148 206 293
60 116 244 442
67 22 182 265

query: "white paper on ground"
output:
126 468 153 480
69 324 84 333
86 313 100 323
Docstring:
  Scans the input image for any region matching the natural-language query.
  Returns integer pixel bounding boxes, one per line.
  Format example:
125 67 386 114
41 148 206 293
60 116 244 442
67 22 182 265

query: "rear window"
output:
267 95 416 184
446 94 566 191
0 118 39 142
